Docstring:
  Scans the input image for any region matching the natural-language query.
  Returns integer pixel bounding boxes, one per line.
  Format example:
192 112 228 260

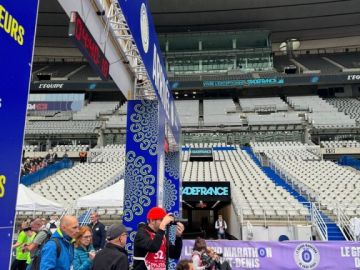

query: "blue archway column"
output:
164 150 182 270
123 99 166 259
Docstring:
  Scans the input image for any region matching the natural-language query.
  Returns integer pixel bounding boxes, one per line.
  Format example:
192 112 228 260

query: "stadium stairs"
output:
242 147 346 241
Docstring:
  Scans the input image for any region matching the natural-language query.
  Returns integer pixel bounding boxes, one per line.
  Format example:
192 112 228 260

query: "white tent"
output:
76 180 124 208
16 184 64 212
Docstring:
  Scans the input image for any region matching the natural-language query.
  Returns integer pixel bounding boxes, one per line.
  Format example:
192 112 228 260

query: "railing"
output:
311 203 328 240
79 208 94 226
21 158 73 186
337 206 356 241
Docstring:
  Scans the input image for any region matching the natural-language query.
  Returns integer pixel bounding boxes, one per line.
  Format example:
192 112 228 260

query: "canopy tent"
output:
16 184 64 212
76 180 124 208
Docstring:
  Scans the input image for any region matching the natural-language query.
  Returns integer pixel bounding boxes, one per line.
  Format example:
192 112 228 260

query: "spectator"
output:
90 212 106 250
176 259 194 270
192 237 208 270
214 215 227 239
22 218 49 268
79 151 87 163
11 221 31 270
133 207 184 270
62 151 68 159
40 215 79 270
73 226 95 270
192 238 231 270
92 223 131 270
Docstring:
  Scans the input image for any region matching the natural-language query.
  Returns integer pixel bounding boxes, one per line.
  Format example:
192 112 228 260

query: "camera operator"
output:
133 207 184 270
192 238 231 270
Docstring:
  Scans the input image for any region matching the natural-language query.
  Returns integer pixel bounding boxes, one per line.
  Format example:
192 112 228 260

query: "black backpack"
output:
29 231 61 270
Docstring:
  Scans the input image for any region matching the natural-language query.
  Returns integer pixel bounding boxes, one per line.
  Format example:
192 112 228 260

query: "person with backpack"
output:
40 215 79 270
22 218 50 269
214 215 227 239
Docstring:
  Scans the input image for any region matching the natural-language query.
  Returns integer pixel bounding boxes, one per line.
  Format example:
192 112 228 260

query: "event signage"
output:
27 101 83 111
203 78 285 88
117 0 181 144
171 72 360 90
69 12 110 80
31 81 117 91
181 240 360 270
190 148 213 161
347 74 360 81
182 182 231 202
0 0 39 267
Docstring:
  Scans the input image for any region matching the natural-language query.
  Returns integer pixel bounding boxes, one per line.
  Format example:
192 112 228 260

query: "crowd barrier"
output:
20 158 73 186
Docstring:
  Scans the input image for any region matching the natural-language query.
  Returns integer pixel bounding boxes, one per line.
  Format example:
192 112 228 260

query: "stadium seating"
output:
326 98 360 122
320 140 360 148
31 145 125 207
286 96 357 128
326 53 360 69
252 142 360 217
294 54 340 73
203 99 243 126
239 97 288 112
175 100 199 127
73 102 119 120
52 144 89 152
25 121 102 135
247 112 302 126
182 145 309 220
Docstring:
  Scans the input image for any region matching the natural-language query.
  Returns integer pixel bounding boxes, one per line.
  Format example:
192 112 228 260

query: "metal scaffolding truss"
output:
96 0 156 100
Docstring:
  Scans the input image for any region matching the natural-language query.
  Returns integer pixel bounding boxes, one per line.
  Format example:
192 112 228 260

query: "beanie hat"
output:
147 207 167 220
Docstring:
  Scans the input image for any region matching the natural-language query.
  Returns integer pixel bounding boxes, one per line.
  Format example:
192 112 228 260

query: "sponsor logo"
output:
203 78 285 87
311 76 320 83
347 75 360 81
38 83 64 89
27 103 48 111
294 243 320 270
140 3 149 54
182 186 229 196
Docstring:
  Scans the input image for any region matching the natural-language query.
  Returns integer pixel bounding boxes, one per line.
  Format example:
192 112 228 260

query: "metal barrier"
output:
337 205 356 241
20 158 73 186
311 203 328 240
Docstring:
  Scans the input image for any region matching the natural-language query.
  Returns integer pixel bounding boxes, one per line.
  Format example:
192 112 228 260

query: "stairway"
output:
242 146 346 241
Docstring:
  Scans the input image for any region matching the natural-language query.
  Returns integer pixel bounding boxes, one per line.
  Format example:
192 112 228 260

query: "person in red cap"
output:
133 206 185 270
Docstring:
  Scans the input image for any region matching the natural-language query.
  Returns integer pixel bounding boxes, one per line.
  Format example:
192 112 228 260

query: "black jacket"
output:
92 242 129 270
90 222 106 250
133 225 183 270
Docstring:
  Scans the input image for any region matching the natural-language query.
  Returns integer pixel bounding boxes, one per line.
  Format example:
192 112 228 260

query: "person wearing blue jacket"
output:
40 215 79 270
73 226 95 270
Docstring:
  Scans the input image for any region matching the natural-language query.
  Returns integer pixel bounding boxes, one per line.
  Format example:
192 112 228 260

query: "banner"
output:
0 0 39 269
181 240 360 270
170 73 360 90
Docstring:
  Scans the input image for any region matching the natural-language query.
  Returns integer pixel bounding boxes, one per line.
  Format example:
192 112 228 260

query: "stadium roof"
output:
34 0 360 59
149 0 360 42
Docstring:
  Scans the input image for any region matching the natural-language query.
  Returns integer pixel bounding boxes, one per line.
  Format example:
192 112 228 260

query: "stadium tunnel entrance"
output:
181 181 231 239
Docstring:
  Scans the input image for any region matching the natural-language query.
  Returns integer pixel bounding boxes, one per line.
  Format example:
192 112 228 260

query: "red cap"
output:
147 207 167 220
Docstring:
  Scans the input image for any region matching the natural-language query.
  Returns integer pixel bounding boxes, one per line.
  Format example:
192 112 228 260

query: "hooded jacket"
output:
40 228 74 270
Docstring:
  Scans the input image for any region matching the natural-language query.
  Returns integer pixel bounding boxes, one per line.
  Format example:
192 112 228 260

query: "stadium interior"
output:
16 0 360 242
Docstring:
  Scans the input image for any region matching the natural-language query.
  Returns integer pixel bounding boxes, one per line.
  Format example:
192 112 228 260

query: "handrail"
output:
337 205 356 241
311 203 328 241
